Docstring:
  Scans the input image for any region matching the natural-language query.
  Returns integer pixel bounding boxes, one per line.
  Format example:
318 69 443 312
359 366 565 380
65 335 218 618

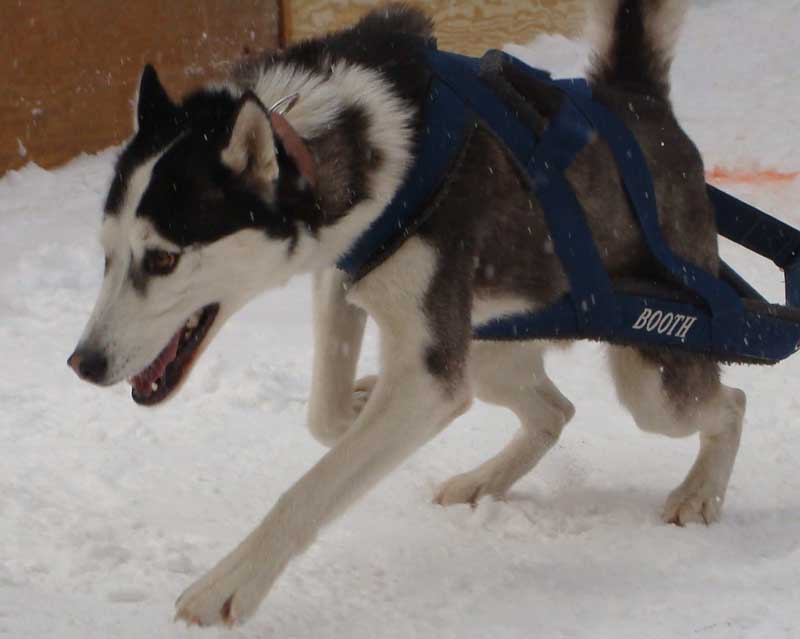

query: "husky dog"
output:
68 0 745 627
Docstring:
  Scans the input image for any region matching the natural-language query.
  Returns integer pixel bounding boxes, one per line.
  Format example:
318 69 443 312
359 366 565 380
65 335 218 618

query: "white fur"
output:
86 208 308 385
436 340 574 505
306 269 542 452
175 238 471 626
220 100 279 182
471 295 539 326
82 155 183 383
254 61 411 147
307 268 367 447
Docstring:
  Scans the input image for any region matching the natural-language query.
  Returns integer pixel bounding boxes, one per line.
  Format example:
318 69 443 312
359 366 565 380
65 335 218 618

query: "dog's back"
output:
422 0 715 313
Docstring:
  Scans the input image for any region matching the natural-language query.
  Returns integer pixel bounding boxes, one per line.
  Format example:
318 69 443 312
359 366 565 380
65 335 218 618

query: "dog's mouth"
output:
129 303 220 406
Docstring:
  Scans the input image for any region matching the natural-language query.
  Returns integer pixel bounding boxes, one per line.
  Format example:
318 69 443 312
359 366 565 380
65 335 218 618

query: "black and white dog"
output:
68 0 745 627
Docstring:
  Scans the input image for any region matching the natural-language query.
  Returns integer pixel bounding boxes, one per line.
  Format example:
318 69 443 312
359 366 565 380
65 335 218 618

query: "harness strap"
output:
336 65 475 279
709 184 800 308
710 185 800 269
335 44 796 361
425 50 537 164
446 48 746 351
529 102 618 332
428 50 620 333
575 98 744 351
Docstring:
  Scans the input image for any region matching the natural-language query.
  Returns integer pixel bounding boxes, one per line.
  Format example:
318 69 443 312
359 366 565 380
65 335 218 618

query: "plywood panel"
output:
289 0 584 53
0 1 281 175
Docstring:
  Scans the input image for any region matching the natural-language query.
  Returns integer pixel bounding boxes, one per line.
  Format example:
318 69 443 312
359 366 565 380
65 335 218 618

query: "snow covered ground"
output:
2 2 799 637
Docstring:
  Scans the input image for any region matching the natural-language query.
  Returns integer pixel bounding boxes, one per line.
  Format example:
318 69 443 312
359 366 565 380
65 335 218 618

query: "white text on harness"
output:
632 309 697 339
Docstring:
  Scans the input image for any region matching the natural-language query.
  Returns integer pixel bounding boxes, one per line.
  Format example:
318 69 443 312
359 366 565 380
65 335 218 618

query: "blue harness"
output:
337 46 800 365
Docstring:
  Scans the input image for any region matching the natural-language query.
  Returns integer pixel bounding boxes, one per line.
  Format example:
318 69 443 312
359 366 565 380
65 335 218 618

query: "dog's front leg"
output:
306 269 368 446
175 324 471 627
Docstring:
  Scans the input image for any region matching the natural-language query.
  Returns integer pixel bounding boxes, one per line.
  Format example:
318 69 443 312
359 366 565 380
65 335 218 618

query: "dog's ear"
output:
136 65 174 131
222 92 316 192
222 94 279 188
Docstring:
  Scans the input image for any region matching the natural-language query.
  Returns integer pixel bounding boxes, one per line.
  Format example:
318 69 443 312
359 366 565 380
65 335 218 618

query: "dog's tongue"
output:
130 330 181 398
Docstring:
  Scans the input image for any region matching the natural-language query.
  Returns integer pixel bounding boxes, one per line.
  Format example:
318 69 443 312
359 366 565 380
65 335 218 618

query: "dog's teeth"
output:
186 313 200 329
151 381 159 392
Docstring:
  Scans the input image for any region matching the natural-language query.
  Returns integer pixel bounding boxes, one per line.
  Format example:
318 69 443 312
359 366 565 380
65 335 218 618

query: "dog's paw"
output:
434 470 502 507
353 375 377 417
174 549 274 628
661 481 724 526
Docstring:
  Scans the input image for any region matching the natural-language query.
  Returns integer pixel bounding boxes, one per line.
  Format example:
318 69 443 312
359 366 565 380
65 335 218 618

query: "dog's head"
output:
68 66 318 405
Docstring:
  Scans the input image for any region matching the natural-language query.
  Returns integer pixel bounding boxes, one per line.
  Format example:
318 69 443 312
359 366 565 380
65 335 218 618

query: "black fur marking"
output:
416 131 485 387
104 113 185 215
138 135 309 247
307 103 386 228
114 87 318 248
425 345 459 382
355 2 434 40
105 68 188 215
337 106 375 208
137 65 174 131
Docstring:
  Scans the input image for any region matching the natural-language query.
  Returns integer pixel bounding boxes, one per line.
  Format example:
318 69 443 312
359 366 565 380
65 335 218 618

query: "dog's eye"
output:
143 250 180 275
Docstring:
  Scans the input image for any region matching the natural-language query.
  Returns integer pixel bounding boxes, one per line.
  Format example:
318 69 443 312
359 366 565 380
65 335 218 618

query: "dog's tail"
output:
586 0 688 99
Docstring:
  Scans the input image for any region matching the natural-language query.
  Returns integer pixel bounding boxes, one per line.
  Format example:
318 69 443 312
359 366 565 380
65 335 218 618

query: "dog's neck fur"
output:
236 60 419 272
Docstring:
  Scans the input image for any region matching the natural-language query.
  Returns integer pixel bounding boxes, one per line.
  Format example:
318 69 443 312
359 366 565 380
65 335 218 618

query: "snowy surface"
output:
2 2 799 637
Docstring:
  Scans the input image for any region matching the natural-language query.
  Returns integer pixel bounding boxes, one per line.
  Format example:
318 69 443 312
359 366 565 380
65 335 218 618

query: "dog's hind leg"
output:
306 269 368 447
435 341 574 506
609 346 746 525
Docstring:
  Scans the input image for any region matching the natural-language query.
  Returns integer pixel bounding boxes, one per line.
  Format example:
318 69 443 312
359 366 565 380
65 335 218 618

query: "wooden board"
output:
0 1 281 175
288 0 584 53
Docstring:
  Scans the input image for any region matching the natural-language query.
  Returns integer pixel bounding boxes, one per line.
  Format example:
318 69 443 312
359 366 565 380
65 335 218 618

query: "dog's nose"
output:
67 350 108 384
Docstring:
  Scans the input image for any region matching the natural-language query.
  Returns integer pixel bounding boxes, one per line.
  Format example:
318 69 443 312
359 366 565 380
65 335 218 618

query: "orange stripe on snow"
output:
706 166 800 184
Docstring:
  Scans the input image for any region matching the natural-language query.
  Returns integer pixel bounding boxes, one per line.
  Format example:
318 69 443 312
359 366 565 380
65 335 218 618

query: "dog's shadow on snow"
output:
506 485 800 561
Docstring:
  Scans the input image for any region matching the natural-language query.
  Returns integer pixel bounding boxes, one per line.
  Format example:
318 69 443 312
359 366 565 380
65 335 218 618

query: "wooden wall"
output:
0 1 282 175
0 1 583 176
288 0 584 54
